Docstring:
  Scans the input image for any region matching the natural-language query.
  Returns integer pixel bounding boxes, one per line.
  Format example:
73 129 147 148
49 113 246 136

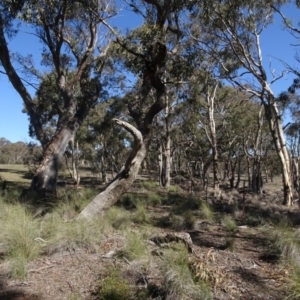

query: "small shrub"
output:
98 267 132 300
103 207 131 230
138 180 159 190
119 194 139 210
168 185 179 193
0 204 42 278
160 243 212 299
200 203 215 223
43 217 103 255
287 267 300 299
122 231 149 261
244 213 265 227
132 202 150 224
183 211 196 230
146 191 162 206
222 215 237 232
224 237 235 252
267 225 300 298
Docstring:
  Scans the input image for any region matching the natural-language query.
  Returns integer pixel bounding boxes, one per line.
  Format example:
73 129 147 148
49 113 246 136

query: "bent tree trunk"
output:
77 120 146 219
30 126 75 195
78 0 171 219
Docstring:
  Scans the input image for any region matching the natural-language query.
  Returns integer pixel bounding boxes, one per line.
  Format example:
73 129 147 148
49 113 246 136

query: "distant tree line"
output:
2 0 300 218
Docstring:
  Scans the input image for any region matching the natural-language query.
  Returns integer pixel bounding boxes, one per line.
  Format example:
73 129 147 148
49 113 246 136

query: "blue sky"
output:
0 3 299 143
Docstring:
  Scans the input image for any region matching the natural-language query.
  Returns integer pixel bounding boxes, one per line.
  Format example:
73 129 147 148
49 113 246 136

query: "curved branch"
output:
113 118 143 146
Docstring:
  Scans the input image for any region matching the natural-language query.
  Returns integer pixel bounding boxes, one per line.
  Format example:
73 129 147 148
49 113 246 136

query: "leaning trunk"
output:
30 126 75 195
78 120 146 219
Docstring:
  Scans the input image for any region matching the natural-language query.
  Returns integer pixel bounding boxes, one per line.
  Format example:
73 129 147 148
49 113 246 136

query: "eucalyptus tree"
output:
78 0 187 219
189 0 293 205
80 98 130 183
0 0 113 195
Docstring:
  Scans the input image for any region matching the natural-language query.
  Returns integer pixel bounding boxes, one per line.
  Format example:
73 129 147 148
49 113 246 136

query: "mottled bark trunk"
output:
158 135 171 189
264 165 269 183
235 157 242 189
229 158 237 189
65 138 80 189
291 157 299 201
251 158 263 194
164 129 171 189
158 142 164 187
246 157 251 189
207 84 220 196
212 147 220 196
264 100 293 206
100 155 108 184
77 120 146 219
30 126 75 195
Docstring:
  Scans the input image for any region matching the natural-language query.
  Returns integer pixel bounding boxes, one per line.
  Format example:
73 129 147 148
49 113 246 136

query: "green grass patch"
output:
222 215 237 232
98 267 132 300
119 231 149 261
137 180 159 190
160 243 212 299
132 202 150 224
0 203 42 278
168 185 179 193
200 203 215 223
102 207 131 230
0 164 30 183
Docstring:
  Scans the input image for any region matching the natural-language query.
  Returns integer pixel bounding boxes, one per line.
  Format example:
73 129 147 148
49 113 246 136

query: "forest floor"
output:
0 166 299 299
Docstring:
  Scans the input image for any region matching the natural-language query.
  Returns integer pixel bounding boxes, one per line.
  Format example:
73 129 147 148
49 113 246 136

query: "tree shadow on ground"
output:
0 277 41 300
188 229 228 250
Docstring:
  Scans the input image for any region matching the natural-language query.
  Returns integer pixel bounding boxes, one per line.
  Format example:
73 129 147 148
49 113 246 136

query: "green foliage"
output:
0 203 42 278
98 267 132 300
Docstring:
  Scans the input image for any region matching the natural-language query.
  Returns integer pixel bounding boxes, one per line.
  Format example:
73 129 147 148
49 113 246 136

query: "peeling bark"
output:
30 126 75 195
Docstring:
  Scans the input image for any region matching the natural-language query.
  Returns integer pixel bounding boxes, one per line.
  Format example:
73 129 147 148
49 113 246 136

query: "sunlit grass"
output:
0 202 42 278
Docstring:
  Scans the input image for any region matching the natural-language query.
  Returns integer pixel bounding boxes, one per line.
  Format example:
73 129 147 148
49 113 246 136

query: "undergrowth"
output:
160 243 212 300
0 202 42 278
98 267 132 300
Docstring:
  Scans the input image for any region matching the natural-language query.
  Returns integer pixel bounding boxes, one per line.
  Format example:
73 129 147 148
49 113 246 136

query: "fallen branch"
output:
148 232 194 253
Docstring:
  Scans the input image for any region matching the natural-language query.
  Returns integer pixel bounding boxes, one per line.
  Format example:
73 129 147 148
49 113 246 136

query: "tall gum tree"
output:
190 0 293 205
0 0 113 195
78 0 186 219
